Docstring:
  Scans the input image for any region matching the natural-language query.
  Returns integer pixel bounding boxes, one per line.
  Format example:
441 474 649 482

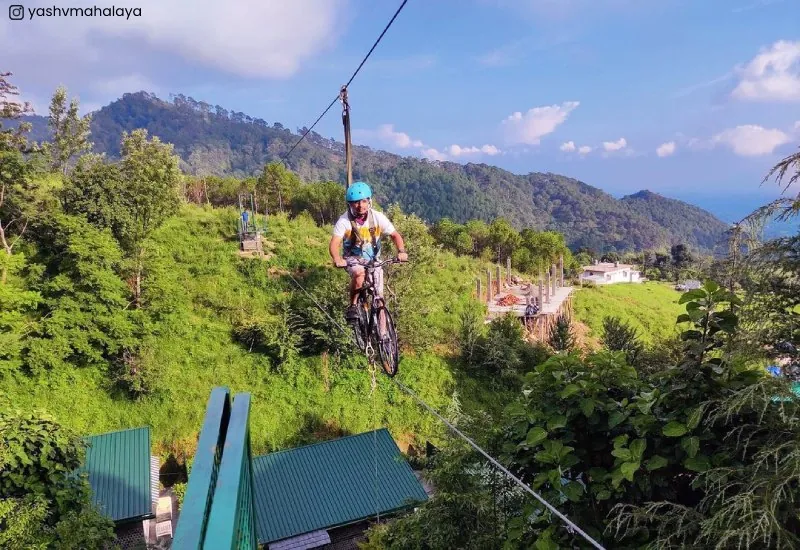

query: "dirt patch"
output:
267 266 290 276
395 432 423 457
237 250 274 261
573 318 601 353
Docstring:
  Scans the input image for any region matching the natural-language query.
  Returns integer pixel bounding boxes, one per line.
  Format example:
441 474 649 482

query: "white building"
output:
581 261 642 285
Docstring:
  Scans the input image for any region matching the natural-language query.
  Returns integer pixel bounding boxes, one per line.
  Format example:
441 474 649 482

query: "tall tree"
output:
117 129 181 307
257 161 300 215
47 85 92 176
670 243 693 282
738 143 800 365
0 72 36 284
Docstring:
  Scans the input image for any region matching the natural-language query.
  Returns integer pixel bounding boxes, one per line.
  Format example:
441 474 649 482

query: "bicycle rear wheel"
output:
373 306 399 377
352 296 370 352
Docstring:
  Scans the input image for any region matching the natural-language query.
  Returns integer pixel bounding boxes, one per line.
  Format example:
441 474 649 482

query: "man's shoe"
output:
345 304 360 322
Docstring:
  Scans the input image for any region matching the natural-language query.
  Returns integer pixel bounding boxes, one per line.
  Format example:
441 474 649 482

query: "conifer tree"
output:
47 85 92 176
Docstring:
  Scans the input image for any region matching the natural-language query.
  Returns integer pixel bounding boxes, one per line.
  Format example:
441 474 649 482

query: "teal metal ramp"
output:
172 387 427 549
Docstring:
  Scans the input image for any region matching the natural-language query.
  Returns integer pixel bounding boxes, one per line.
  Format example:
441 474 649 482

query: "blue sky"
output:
2 0 799 221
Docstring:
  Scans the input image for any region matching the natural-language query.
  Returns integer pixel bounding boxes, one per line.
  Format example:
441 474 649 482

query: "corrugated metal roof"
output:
252 428 428 545
78 426 154 523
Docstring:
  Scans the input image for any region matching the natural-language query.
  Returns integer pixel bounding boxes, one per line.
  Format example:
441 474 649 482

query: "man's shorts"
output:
346 258 384 297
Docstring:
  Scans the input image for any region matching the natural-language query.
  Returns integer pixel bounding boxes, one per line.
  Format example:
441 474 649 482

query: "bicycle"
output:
338 257 402 377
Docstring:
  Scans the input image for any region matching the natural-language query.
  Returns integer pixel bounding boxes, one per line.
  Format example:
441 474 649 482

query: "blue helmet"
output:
346 181 372 202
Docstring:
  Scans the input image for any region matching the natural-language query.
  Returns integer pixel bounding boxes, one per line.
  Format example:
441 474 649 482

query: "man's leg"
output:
349 270 366 305
345 264 365 323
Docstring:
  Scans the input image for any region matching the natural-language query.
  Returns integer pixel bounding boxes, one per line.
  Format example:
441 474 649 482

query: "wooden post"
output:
476 279 482 303
560 254 564 287
552 264 557 294
506 257 512 285
496 265 502 294
538 276 544 309
545 271 551 303
487 270 492 302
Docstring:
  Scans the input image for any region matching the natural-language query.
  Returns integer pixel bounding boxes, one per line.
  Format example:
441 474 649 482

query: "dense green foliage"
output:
20 91 730 252
0 409 118 549
361 142 800 548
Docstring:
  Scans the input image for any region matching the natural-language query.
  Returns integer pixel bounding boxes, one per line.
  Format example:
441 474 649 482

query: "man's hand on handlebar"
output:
397 252 408 263
334 258 348 268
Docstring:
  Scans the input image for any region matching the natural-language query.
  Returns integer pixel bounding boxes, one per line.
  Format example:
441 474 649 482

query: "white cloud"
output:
712 125 791 156
560 141 576 152
422 144 503 162
421 148 447 161
560 141 592 155
731 40 800 102
354 124 424 149
376 124 423 148
603 137 627 151
447 144 502 156
501 101 579 145
656 141 676 157
0 0 346 80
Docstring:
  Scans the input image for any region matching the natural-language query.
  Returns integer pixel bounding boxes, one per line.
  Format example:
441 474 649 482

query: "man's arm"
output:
389 231 408 262
329 236 347 267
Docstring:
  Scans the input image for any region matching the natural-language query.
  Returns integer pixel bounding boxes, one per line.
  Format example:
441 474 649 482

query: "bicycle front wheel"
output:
373 306 399 377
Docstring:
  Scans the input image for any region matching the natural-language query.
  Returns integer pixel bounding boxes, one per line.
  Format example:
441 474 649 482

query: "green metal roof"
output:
78 426 154 523
252 428 428 545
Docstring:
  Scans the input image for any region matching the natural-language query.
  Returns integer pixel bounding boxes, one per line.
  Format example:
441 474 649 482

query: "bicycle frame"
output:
338 257 401 375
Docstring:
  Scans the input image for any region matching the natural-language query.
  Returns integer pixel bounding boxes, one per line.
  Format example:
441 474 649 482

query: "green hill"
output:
621 190 729 252
20 91 730 253
0 204 501 458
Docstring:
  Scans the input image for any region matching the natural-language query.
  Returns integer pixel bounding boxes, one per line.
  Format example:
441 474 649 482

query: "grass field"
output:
572 281 686 345
0 205 500 462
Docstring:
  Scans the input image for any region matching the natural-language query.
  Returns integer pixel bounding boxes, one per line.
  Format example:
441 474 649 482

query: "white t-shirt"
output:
332 209 396 260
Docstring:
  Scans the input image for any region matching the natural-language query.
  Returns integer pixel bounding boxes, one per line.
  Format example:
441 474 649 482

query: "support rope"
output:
389 379 606 550
285 266 606 549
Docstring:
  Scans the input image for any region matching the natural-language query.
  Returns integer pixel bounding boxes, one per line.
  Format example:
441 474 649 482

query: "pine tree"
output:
47 85 92 176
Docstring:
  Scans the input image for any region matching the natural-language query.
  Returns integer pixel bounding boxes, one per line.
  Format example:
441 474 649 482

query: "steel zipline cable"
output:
280 0 411 165
274 0 605 545
390 379 606 550
286 267 606 549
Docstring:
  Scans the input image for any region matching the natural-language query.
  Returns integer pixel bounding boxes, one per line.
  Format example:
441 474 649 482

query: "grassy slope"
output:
572 281 685 345
0 205 507 461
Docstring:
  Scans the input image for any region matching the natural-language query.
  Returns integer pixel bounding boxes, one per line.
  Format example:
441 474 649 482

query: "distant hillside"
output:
20 91 730 253
621 190 730 251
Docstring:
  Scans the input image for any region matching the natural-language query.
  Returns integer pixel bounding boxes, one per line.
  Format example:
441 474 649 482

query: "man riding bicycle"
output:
329 181 408 325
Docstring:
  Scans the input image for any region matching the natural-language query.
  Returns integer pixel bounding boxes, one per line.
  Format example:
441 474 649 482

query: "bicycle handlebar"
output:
335 256 407 269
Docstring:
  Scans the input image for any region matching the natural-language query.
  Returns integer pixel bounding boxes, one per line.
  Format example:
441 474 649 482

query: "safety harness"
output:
346 208 379 259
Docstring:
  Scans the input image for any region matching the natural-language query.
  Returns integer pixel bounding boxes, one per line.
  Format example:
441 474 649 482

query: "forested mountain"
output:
620 190 732 250
20 91 730 252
